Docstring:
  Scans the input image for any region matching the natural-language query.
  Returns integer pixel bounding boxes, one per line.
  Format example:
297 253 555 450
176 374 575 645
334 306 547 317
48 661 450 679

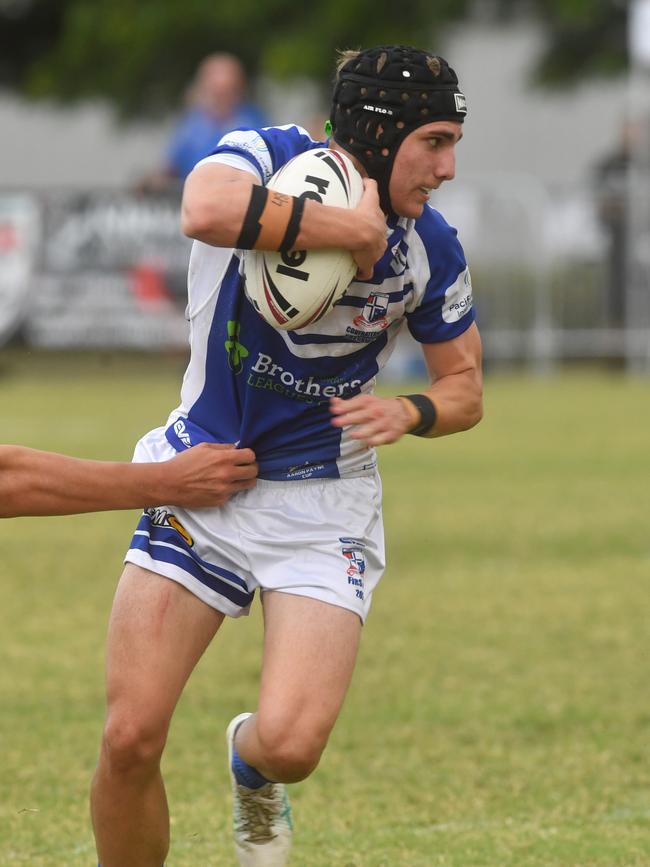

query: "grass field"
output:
0 351 649 866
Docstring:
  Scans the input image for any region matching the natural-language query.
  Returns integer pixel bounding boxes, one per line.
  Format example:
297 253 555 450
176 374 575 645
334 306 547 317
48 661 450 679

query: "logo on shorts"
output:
340 537 366 600
146 507 194 547
224 320 249 374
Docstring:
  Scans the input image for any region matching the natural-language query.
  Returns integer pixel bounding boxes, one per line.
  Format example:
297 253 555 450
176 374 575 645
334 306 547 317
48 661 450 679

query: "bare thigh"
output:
104 564 225 737
259 591 362 741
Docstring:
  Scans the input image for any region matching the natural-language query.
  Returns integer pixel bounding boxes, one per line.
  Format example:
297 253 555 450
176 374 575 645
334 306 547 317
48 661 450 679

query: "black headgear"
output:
330 45 467 215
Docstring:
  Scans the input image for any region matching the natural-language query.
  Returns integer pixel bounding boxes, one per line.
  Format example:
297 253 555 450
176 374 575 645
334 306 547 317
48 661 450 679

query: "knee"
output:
101 711 168 777
255 715 329 783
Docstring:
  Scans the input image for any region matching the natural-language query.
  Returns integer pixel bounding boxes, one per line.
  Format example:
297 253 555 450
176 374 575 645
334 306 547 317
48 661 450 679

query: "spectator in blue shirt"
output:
166 53 268 181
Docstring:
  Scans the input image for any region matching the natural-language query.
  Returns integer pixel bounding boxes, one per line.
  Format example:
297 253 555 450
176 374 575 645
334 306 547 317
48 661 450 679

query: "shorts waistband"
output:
254 477 339 489
254 472 374 488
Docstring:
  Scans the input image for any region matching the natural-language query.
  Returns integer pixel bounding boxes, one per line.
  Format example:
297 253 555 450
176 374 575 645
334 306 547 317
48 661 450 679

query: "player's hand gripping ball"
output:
243 149 363 330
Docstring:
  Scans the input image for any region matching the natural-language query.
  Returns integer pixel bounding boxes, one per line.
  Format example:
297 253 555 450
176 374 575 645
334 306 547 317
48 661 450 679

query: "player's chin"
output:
393 197 427 220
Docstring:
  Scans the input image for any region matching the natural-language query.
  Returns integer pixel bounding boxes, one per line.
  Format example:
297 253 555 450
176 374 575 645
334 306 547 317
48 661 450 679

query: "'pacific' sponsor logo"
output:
442 267 473 323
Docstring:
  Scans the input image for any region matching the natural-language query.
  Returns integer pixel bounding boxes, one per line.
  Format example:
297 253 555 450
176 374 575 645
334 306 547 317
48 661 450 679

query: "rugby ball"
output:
243 148 363 330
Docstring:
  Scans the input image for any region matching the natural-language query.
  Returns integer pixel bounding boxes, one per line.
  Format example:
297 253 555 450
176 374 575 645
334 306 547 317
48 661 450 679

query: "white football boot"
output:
226 712 293 866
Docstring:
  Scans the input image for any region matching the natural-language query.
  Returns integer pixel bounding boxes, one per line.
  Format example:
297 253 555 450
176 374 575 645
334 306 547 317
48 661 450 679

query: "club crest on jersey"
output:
352 292 391 331
146 507 194 547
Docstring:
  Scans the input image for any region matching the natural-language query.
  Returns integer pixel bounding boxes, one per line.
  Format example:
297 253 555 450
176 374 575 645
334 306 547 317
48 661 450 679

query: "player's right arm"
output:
181 163 387 280
0 442 257 518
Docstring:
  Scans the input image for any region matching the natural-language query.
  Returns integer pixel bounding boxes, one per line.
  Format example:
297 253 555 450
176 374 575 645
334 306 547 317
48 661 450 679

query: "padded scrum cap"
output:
330 45 467 215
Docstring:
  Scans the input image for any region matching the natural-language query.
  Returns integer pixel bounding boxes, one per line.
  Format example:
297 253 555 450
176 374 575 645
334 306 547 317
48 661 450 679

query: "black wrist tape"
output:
399 393 438 436
236 185 305 252
279 195 305 252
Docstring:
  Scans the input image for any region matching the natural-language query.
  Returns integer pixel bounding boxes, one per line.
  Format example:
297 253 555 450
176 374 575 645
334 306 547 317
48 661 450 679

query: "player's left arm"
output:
330 322 483 446
181 162 386 280
0 443 258 518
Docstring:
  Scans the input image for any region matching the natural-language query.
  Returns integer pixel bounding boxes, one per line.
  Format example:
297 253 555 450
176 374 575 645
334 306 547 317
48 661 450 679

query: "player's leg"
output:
234 477 381 781
226 592 361 866
237 591 362 781
224 474 383 865
91 564 225 867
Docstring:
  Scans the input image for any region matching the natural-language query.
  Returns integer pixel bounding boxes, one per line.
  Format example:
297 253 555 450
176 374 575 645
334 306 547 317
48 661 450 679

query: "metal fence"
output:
1 176 648 372
435 171 650 372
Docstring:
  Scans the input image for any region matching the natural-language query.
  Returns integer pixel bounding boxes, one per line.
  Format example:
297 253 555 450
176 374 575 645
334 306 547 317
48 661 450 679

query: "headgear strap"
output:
330 45 467 215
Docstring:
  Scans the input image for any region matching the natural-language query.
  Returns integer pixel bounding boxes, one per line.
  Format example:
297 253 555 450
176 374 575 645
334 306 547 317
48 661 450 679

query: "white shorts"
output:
124 428 386 623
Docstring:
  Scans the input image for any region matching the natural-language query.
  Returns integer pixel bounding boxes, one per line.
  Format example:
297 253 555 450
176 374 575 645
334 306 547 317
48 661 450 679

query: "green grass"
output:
1 352 649 866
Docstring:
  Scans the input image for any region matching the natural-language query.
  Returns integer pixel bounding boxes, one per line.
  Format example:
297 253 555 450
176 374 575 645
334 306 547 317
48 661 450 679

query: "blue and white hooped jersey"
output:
163 124 475 481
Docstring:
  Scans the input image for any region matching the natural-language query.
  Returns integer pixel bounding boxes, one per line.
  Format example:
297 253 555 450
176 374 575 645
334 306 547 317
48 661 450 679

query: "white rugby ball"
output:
243 148 363 330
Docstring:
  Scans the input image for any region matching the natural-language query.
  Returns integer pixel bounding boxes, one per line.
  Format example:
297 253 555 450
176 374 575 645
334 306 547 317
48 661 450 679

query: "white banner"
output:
25 191 191 349
0 194 41 344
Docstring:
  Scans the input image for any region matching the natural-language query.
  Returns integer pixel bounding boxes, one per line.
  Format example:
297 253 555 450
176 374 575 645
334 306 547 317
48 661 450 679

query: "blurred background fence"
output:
2 174 648 374
2 1 650 376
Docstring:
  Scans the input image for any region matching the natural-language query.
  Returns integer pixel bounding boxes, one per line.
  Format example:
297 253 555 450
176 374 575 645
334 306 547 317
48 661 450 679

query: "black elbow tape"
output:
236 185 269 249
236 185 305 252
